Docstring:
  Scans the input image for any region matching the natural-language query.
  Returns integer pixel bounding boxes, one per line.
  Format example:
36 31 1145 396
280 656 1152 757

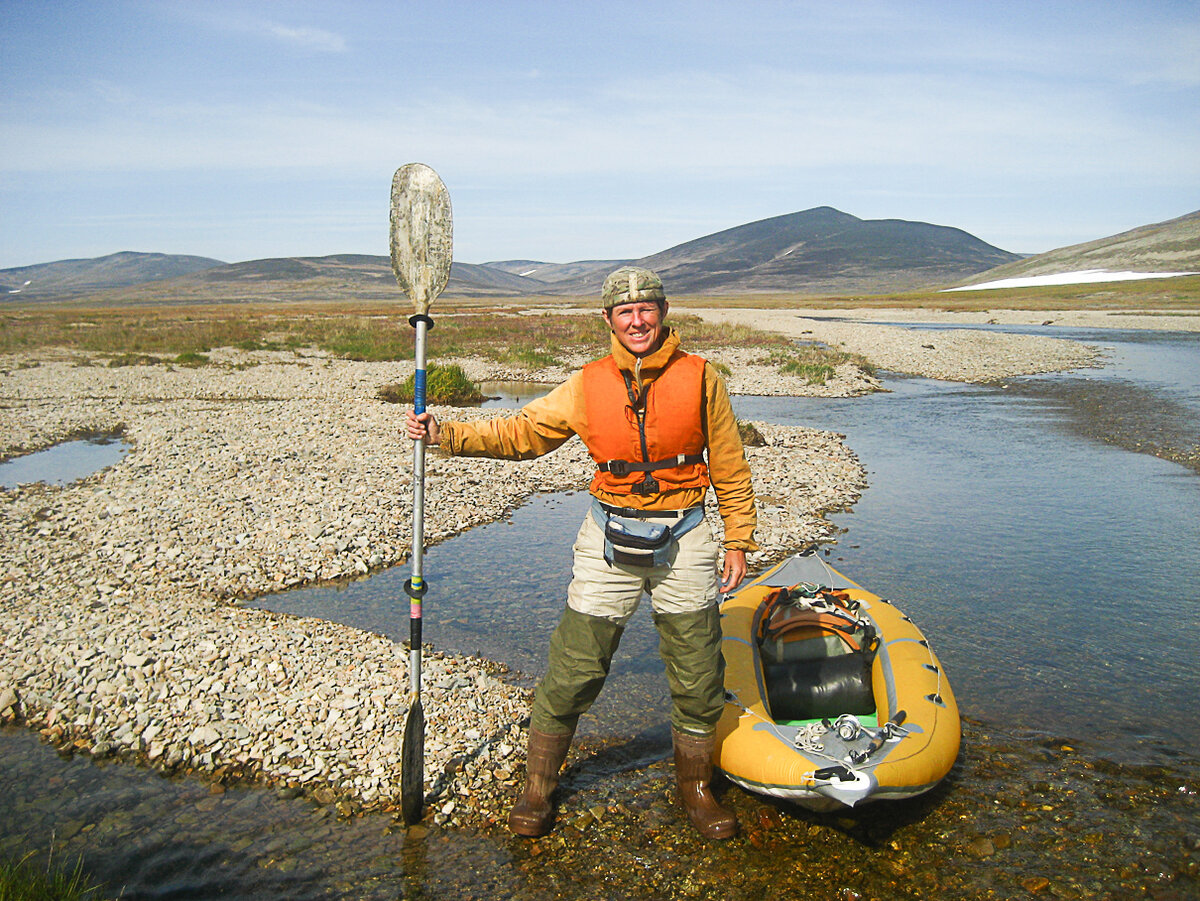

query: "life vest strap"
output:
597 453 705 476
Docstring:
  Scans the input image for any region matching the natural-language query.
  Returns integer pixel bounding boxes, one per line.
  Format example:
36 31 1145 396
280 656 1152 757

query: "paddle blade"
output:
390 163 453 315
399 696 426 825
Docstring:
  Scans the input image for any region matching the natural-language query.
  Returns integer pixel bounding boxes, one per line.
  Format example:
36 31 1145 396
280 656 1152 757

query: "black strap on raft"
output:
813 765 857 783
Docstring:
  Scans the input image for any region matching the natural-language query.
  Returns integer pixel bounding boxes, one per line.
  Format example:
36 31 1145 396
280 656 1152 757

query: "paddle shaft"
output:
408 315 429 699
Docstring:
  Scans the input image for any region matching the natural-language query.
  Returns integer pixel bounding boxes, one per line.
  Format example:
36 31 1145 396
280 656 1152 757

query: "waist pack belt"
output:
590 500 705 568
598 502 694 519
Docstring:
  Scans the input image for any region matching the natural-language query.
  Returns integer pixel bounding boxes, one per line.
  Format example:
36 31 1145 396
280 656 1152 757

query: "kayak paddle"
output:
389 162 453 825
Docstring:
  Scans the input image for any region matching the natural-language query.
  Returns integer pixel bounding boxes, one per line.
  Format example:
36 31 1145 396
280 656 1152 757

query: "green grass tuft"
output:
0 849 111 900
756 341 875 384
737 420 768 447
780 360 836 384
378 363 485 405
494 347 560 369
106 353 162 367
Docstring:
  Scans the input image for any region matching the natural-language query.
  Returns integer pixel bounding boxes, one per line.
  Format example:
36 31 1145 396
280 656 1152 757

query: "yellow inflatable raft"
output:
716 551 960 810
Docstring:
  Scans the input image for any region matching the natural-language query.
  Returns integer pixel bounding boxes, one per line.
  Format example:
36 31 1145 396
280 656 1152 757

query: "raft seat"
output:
759 613 878 722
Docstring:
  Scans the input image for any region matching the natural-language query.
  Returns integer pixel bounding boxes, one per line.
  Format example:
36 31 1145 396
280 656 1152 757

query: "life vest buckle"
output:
632 475 660 495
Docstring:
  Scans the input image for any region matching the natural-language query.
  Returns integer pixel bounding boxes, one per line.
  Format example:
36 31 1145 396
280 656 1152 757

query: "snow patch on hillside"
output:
944 269 1198 292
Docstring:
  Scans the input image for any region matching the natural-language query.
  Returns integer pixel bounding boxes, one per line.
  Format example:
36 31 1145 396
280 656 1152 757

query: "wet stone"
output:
966 836 996 857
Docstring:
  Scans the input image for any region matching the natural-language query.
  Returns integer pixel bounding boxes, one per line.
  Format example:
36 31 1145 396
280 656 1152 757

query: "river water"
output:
2 328 1198 899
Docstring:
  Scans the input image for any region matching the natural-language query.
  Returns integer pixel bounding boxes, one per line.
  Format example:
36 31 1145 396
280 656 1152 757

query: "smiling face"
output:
603 298 669 357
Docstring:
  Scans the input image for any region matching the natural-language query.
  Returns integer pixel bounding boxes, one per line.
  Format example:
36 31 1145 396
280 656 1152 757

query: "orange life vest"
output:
581 351 710 499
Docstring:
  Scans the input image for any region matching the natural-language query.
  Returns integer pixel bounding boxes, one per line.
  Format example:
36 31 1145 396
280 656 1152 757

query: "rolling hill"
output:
185 254 543 296
960 209 1200 285
483 259 626 285
1 253 555 305
0 251 226 300
17 206 1193 304
621 207 1021 295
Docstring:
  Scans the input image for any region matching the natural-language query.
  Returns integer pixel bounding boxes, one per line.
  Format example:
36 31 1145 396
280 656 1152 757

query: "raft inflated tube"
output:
715 552 960 810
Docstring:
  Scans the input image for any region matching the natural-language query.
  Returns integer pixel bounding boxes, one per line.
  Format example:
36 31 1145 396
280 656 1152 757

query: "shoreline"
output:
756 306 1200 332
0 312 1150 824
686 307 1105 383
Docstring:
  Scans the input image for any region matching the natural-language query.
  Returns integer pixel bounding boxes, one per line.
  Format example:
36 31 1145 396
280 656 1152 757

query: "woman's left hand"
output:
719 549 746 593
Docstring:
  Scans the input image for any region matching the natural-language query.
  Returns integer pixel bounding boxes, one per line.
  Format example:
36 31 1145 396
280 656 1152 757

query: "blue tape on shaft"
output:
414 368 426 414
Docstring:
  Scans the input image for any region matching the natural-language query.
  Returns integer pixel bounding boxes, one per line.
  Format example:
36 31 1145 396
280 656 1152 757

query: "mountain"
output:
483 260 628 284
1 207 1034 303
607 207 1021 295
959 209 1200 285
185 253 545 295
149 253 400 303
5 253 554 304
1 251 226 300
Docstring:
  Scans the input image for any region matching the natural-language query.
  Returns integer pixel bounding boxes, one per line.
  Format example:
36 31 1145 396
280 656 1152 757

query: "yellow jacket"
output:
440 329 758 550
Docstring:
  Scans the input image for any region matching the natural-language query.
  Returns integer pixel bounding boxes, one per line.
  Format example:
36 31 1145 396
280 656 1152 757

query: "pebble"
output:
0 345 866 826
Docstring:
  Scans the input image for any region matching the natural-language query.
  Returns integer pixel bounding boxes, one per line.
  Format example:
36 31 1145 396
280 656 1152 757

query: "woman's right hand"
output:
405 410 441 445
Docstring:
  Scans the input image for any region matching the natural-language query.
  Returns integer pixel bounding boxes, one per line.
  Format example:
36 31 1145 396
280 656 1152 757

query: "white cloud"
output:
4 65 1197 187
264 23 347 53
162 4 349 53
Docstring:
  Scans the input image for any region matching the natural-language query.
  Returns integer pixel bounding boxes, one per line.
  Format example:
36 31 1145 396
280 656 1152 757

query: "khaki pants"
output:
567 510 720 622
530 511 726 736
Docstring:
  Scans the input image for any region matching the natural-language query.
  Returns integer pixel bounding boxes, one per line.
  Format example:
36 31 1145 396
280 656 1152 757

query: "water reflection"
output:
253 489 675 740
736 377 1200 760
0 726 513 900
477 381 558 409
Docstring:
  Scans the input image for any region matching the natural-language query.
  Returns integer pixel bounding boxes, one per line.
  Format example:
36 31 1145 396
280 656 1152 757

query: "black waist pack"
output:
604 515 673 567
590 501 705 568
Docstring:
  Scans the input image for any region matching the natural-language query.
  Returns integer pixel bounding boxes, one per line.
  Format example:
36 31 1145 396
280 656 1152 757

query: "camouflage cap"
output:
601 266 666 310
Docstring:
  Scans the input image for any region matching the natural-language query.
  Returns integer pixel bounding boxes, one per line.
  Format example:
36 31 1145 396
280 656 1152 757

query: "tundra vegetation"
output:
0 305 868 386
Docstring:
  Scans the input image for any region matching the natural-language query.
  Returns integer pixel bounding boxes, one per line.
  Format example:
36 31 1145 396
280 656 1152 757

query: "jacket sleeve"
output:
703 363 759 551
440 375 582 460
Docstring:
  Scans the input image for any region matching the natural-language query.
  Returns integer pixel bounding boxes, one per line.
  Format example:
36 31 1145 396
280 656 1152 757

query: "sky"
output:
1 0 1198 270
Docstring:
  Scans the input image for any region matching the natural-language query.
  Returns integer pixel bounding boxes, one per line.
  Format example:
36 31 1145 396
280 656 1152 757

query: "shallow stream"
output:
0 433 130 489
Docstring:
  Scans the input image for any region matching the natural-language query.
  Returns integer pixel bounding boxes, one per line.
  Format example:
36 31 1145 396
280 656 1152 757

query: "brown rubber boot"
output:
508 727 574 837
672 728 738 840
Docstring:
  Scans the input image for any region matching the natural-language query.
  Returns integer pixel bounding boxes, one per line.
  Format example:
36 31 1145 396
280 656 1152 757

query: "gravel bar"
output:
687 307 1105 381
0 344 867 827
